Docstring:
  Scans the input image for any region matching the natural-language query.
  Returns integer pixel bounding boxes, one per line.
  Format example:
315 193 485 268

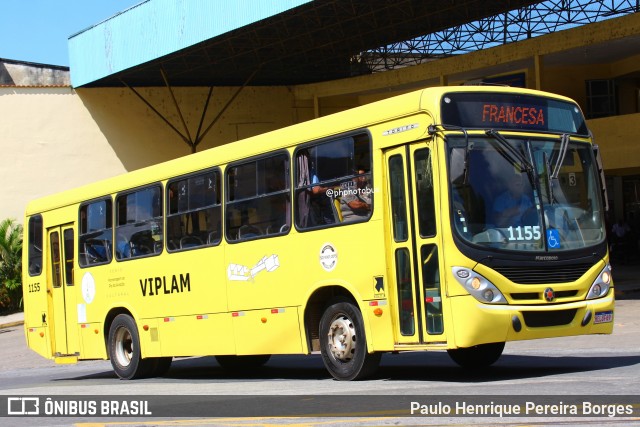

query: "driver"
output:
491 173 533 228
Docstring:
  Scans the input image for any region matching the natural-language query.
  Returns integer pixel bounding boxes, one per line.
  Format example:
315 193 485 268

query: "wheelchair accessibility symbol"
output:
547 229 561 249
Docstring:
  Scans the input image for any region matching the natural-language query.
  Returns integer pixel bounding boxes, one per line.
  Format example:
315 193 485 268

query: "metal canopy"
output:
76 0 543 87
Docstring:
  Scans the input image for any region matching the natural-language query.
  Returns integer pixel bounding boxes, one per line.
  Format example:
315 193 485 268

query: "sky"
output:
0 0 143 67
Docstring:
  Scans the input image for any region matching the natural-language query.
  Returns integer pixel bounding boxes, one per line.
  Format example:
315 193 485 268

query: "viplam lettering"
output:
139 273 191 296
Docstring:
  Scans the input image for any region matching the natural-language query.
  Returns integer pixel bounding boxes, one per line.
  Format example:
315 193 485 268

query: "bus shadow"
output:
59 355 328 381
163 355 328 381
375 352 640 382
58 352 640 383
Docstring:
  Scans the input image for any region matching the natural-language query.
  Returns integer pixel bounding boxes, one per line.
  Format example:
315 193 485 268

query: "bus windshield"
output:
447 134 606 252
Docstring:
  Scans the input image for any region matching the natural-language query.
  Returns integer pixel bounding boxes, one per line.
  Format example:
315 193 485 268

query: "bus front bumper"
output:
449 292 615 349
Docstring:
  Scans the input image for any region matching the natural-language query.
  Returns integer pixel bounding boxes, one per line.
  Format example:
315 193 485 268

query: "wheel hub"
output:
327 315 356 362
114 327 133 367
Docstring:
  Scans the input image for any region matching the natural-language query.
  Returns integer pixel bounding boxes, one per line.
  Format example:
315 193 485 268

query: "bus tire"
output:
319 300 381 380
108 314 152 379
215 355 271 369
447 342 505 368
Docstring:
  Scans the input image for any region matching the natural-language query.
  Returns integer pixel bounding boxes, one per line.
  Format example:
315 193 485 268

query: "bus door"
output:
385 143 447 346
46 224 76 356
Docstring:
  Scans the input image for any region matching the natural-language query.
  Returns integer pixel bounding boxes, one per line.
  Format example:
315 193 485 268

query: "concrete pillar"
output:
534 54 543 90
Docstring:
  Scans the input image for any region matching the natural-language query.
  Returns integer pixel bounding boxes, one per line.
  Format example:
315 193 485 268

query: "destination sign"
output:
481 104 545 126
440 92 589 136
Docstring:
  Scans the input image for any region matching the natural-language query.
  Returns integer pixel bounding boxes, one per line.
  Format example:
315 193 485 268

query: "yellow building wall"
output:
1 86 297 223
75 86 297 170
0 87 127 222
587 113 640 175
543 64 599 108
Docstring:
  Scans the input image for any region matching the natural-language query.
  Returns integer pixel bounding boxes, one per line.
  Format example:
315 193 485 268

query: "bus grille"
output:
493 263 592 284
522 309 577 327
510 290 578 301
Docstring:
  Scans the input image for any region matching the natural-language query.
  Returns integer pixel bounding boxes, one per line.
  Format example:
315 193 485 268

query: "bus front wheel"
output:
319 300 381 381
108 314 152 379
447 342 505 368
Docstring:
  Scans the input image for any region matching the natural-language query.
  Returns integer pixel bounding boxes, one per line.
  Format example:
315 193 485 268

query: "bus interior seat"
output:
180 235 203 249
266 223 289 234
238 224 262 239
207 231 219 244
84 239 110 264
332 196 343 222
129 230 155 256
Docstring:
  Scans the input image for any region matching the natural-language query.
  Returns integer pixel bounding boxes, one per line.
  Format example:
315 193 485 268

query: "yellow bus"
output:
22 86 614 381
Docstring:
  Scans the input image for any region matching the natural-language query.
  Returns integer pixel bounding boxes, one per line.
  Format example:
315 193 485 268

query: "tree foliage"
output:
0 218 23 312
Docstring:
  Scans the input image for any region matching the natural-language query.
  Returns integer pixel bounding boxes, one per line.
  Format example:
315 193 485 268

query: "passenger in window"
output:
339 169 372 222
310 172 336 225
116 237 132 259
297 150 328 227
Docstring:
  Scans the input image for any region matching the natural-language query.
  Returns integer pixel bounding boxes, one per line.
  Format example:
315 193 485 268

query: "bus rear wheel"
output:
447 342 505 368
108 314 153 379
319 300 381 381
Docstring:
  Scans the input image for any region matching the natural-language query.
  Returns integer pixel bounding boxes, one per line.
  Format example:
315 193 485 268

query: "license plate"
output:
594 310 613 324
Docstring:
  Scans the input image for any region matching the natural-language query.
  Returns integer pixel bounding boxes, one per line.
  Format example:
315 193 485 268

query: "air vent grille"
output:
493 263 592 284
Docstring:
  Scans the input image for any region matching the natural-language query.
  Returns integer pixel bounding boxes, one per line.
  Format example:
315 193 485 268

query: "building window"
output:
586 79 617 119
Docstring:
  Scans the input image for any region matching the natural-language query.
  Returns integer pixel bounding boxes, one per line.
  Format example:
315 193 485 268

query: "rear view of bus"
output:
436 90 613 366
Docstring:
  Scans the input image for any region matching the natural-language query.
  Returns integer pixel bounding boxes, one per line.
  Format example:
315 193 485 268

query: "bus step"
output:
54 354 79 365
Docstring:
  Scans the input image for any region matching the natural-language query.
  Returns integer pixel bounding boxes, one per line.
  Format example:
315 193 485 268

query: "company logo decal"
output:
319 243 338 272
544 287 555 302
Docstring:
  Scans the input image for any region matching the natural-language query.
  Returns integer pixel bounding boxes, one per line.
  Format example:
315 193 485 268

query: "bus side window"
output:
226 152 290 241
415 148 436 237
79 199 113 267
167 169 222 251
115 185 163 260
28 215 43 276
294 134 372 229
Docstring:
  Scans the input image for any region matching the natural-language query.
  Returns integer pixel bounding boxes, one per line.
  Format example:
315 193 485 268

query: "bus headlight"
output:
586 264 612 300
452 267 507 304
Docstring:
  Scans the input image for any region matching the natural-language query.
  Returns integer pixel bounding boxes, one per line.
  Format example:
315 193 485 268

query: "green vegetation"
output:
0 218 23 314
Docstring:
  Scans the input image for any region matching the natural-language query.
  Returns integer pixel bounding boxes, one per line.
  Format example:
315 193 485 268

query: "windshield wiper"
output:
542 151 556 205
485 129 534 174
461 129 471 185
551 134 570 180
542 134 570 206
429 124 472 185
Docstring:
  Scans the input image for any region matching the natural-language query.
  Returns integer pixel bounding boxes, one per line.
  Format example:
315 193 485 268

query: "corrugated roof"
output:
69 0 311 87
69 0 543 88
